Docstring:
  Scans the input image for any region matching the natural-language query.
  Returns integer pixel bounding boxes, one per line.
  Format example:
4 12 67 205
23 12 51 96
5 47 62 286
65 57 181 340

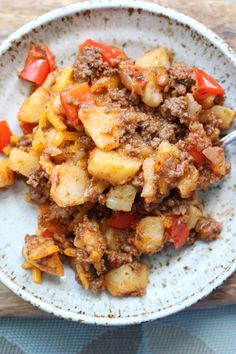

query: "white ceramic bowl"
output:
0 0 236 325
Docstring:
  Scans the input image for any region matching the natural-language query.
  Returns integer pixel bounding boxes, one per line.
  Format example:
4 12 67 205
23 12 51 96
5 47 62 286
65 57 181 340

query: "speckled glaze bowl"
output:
0 0 236 325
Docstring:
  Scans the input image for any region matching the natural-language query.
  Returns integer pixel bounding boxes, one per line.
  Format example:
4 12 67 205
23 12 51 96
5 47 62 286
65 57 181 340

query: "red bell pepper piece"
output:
80 39 125 67
0 120 12 153
0 121 12 153
42 230 54 238
108 212 136 229
188 146 206 165
19 122 34 135
45 46 56 71
19 59 50 85
170 217 190 249
193 68 225 102
19 43 56 85
25 44 45 65
60 83 94 126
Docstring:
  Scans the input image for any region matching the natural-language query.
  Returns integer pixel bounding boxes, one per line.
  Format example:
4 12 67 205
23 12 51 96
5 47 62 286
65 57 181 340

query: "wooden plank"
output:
0 0 236 316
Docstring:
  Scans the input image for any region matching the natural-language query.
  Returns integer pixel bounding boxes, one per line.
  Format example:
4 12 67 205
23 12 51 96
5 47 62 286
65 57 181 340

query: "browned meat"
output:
52 233 74 250
73 217 106 271
108 87 140 108
131 172 144 191
167 63 195 96
70 258 105 292
27 167 51 204
160 96 188 121
106 250 134 269
185 121 211 152
195 216 222 240
15 135 33 151
120 112 177 157
38 203 79 236
197 166 222 190
73 46 117 83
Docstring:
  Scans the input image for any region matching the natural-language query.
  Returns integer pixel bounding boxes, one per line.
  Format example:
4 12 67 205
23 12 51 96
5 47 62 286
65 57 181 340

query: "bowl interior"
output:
0 4 236 325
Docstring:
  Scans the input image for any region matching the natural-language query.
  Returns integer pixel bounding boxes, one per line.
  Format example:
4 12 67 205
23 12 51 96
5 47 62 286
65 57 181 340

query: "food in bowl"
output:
0 40 235 297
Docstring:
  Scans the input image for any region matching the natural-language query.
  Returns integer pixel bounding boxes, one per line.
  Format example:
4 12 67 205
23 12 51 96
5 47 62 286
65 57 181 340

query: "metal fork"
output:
219 130 236 146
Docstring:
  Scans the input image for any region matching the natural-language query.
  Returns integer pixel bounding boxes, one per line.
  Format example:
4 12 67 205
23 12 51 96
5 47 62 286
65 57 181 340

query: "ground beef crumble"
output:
27 167 51 204
73 46 117 83
167 63 195 96
195 217 222 240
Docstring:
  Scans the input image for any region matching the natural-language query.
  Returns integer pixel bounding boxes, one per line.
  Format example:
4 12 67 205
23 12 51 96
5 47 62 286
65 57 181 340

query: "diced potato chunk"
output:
141 73 163 108
79 107 124 151
134 216 165 254
18 87 49 124
158 141 180 159
187 205 202 229
104 227 123 251
91 75 120 93
106 184 137 212
50 163 90 207
88 148 142 185
141 157 156 201
186 93 202 118
176 164 199 198
200 105 235 130
9 148 39 177
0 160 14 188
203 146 226 175
104 262 149 297
136 47 171 69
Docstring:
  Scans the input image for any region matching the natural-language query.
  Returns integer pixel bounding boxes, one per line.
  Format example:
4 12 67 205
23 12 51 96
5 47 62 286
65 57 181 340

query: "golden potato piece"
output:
106 184 137 212
141 157 156 201
50 163 90 207
186 205 202 229
176 164 199 198
90 75 120 93
104 262 149 297
136 47 171 69
9 148 39 177
186 93 202 118
134 216 165 254
141 73 163 108
79 107 123 151
0 160 14 188
104 227 124 251
88 148 142 185
18 87 49 124
200 105 235 130
157 140 180 159
203 146 226 176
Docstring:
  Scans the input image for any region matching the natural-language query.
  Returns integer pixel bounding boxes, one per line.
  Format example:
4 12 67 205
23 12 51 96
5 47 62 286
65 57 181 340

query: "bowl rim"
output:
0 0 236 325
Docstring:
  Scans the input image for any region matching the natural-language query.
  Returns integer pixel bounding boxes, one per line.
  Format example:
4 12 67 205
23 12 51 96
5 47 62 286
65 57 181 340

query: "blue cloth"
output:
0 305 236 354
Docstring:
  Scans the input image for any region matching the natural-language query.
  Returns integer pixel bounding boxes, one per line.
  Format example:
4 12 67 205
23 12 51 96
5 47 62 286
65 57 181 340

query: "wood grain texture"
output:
0 0 236 316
